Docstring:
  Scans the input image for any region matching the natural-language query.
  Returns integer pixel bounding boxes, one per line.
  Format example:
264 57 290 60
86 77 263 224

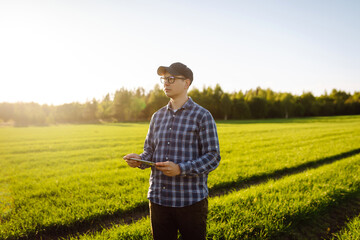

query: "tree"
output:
344 91 360 115
55 103 83 123
299 92 318 116
220 93 232 120
113 88 132 121
329 89 351 115
248 97 268 119
1 85 359 125
143 84 169 119
82 99 98 123
317 92 335 116
230 92 251 119
129 95 146 121
0 103 14 122
279 93 295 118
97 94 114 122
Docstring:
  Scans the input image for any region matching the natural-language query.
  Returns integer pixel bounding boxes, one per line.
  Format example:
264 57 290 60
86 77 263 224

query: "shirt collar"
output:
167 97 194 111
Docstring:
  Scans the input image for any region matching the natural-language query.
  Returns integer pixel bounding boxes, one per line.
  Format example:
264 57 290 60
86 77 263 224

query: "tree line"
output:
0 84 359 126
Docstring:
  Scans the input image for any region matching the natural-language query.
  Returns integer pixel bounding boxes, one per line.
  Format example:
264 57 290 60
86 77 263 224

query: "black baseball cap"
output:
157 62 193 82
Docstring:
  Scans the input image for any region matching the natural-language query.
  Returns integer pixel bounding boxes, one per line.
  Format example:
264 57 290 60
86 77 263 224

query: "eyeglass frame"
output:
160 76 187 84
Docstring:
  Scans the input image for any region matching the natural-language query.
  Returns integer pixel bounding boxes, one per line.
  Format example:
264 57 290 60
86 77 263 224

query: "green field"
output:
1 115 360 239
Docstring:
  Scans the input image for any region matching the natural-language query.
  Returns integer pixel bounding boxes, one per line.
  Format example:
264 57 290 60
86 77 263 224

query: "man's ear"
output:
184 79 191 89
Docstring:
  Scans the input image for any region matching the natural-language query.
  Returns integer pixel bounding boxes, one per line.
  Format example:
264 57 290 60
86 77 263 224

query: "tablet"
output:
124 157 155 166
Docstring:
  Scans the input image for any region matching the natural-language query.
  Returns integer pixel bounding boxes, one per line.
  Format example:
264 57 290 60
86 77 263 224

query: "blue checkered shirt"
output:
139 97 221 207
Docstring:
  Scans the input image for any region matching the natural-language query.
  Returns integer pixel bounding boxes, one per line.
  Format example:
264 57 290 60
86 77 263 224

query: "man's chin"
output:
164 91 173 98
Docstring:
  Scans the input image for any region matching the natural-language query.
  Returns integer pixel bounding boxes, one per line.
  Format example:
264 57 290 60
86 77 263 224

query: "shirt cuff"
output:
178 162 191 176
138 163 147 169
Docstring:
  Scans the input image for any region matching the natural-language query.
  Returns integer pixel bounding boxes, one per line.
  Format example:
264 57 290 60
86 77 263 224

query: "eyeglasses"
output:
160 76 186 84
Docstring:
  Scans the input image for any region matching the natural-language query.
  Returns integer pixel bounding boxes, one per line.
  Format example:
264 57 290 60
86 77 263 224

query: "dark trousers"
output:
149 198 208 240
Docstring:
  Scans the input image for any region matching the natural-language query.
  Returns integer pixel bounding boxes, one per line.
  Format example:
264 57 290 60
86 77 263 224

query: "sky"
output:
0 0 359 105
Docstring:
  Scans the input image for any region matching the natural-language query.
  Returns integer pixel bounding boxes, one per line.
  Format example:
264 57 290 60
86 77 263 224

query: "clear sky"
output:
1 0 359 105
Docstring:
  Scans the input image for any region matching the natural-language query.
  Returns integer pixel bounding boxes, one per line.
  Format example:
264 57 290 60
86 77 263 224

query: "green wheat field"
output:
1 115 360 240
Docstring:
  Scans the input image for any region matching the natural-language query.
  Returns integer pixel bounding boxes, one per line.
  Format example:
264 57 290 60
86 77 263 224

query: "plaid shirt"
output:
139 97 221 207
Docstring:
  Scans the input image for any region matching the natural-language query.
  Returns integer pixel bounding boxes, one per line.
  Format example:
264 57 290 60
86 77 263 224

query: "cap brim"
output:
157 66 181 76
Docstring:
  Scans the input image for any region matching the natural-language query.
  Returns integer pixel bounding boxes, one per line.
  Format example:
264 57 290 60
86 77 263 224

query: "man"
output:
124 62 221 240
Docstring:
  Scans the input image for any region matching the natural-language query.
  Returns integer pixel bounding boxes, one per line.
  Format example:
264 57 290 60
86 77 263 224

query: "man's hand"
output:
156 161 181 177
123 153 142 168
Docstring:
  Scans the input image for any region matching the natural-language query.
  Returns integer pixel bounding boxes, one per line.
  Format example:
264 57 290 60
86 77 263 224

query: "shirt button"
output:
166 157 169 160
169 127 172 130
167 142 170 145
163 186 166 189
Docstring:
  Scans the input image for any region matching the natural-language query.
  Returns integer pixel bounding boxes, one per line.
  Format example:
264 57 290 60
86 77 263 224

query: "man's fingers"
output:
156 161 170 166
123 153 140 160
156 165 169 170
155 163 170 171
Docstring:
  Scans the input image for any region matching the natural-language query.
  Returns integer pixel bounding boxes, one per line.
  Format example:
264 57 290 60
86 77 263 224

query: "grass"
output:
331 214 360 240
206 154 360 239
0 116 360 239
210 116 360 191
0 124 151 239
72 148 360 239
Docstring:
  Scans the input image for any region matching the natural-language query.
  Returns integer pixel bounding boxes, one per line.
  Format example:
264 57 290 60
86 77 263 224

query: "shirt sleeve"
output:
138 114 156 170
178 111 221 176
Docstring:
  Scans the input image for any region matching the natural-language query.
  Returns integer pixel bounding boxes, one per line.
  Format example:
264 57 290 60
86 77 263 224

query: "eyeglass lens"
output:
160 77 175 84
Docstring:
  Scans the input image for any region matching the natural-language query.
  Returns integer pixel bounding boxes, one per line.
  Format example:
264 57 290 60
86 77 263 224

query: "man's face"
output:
162 72 190 99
